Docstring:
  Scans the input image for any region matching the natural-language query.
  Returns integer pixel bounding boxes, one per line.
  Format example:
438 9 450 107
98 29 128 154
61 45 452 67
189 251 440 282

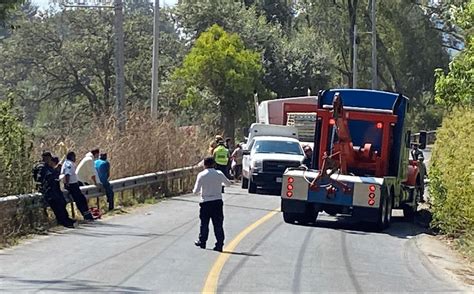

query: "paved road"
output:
0 180 461 293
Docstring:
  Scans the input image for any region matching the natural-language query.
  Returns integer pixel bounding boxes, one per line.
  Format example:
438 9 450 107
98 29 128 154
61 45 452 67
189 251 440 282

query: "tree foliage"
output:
435 1 474 108
174 24 264 137
0 97 33 196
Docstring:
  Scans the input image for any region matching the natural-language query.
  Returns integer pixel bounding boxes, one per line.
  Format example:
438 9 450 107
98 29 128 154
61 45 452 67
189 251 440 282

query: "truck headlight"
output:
251 160 263 172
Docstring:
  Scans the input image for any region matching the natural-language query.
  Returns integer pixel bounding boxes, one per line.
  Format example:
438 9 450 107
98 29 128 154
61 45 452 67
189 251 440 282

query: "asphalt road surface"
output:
0 182 461 292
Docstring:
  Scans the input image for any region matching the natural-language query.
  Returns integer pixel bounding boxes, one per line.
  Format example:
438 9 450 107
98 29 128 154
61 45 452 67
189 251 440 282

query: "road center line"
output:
202 208 280 294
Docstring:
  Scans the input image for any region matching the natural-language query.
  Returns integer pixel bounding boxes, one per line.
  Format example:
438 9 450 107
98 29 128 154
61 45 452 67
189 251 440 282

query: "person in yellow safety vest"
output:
213 140 230 179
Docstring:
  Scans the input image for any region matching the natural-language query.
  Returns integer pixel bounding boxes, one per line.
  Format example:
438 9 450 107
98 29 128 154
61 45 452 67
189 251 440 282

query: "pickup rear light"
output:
287 177 294 184
376 122 383 129
368 199 375 206
287 184 294 191
368 193 375 199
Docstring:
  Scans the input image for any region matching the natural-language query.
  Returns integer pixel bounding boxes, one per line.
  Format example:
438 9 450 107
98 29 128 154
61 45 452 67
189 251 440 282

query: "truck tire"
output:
248 179 257 194
296 204 318 225
384 195 393 228
241 177 249 189
283 212 297 224
375 193 388 231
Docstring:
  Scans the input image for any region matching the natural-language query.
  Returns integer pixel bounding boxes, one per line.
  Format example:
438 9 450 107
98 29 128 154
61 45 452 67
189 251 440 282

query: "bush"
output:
429 108 474 257
0 98 34 196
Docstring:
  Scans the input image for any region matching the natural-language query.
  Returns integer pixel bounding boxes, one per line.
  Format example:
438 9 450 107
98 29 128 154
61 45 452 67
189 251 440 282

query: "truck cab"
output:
242 124 305 194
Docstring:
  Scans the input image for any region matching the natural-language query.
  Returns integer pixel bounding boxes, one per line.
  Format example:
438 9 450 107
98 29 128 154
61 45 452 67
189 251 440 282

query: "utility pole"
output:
371 0 377 90
114 0 126 131
151 0 160 120
352 24 358 89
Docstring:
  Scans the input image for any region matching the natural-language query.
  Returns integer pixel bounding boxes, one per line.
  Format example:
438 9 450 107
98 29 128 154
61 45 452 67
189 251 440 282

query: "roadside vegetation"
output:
431 1 473 260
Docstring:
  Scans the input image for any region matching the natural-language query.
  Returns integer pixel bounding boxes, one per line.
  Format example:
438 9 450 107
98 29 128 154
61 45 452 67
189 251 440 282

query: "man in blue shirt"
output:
95 153 115 210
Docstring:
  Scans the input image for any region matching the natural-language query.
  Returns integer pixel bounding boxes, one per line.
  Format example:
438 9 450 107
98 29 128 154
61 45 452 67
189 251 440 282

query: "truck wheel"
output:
248 179 257 194
283 212 297 224
375 194 387 231
297 205 318 225
241 177 248 189
384 195 393 228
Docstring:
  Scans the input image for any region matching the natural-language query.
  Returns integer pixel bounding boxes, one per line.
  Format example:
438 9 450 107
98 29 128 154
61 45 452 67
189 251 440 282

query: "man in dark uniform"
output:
33 152 76 228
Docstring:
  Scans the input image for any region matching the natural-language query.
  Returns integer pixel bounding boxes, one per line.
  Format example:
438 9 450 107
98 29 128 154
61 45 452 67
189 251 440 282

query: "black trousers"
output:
199 199 224 247
45 193 74 226
216 164 230 179
66 183 93 220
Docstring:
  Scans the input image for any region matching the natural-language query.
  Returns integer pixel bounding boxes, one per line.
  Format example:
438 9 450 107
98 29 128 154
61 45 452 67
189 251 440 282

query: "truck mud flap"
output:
281 199 307 214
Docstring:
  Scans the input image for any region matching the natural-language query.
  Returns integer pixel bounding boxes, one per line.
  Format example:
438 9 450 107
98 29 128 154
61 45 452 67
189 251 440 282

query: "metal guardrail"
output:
0 165 202 205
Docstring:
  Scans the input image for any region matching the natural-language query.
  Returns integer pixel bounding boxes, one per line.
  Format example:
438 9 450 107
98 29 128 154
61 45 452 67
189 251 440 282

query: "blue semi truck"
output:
280 89 427 230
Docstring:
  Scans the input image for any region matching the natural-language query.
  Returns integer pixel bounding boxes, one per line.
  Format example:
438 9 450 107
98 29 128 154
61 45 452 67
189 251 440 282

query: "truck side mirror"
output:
406 130 411 148
418 131 427 149
242 150 250 156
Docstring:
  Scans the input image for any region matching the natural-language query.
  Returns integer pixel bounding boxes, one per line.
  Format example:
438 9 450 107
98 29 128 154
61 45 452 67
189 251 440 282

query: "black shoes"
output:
194 240 206 249
213 246 223 252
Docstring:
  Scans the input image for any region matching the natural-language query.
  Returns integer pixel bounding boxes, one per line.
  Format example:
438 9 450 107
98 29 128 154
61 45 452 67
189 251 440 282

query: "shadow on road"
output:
289 213 428 240
205 249 261 257
0 275 148 292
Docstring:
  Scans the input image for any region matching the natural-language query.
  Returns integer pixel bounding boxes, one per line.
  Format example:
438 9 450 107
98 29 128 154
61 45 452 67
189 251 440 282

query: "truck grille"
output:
263 161 301 174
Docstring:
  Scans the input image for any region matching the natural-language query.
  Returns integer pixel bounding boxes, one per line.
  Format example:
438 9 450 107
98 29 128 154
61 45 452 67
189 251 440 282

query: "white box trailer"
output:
258 96 318 125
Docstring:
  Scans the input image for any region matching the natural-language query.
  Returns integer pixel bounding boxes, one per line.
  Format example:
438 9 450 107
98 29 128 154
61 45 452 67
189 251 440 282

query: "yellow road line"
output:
202 208 280 294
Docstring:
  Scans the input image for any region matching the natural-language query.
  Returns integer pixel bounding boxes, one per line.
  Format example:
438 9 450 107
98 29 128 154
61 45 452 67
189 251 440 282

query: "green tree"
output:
0 0 24 23
435 1 474 108
0 97 33 196
174 25 264 137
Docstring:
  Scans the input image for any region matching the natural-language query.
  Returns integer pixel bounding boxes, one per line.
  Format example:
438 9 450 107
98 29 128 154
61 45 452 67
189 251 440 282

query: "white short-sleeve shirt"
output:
61 159 79 184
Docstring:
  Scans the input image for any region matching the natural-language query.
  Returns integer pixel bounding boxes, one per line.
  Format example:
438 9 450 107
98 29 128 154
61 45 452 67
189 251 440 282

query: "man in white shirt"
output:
61 151 94 221
76 148 101 186
193 157 231 252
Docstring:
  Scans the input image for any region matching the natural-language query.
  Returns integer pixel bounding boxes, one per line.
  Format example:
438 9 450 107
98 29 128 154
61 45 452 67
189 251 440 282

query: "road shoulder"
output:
415 233 473 292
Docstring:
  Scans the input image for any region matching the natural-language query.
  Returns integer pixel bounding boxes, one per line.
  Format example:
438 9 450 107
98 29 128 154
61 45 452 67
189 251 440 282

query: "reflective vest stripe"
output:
214 146 228 165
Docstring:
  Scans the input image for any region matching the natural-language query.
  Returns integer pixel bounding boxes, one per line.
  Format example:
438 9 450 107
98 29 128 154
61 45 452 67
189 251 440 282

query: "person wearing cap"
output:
61 151 94 220
213 139 230 180
303 145 313 168
411 143 427 203
193 157 231 252
95 153 115 210
76 148 101 186
34 152 76 228
208 135 224 155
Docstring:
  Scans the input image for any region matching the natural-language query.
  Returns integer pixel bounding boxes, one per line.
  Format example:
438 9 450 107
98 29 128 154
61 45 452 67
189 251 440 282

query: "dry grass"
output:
35 111 209 179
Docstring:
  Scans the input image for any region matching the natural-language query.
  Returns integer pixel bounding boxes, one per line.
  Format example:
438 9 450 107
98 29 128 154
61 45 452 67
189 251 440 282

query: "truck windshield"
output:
253 140 303 155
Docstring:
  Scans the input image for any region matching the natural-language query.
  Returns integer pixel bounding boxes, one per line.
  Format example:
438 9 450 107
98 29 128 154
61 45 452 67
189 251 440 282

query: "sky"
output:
32 0 178 9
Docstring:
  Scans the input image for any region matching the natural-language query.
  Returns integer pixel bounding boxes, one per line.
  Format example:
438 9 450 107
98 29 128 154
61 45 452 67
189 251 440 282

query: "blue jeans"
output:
102 181 115 209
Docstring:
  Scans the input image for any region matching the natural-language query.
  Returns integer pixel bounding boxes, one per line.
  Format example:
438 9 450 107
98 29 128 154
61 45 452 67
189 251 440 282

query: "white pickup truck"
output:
242 123 305 194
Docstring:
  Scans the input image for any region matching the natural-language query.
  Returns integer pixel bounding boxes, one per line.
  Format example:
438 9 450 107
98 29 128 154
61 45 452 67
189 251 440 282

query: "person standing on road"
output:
61 151 94 221
77 148 101 186
411 143 427 203
33 152 76 228
193 157 231 252
231 143 244 181
95 153 115 211
213 140 230 178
